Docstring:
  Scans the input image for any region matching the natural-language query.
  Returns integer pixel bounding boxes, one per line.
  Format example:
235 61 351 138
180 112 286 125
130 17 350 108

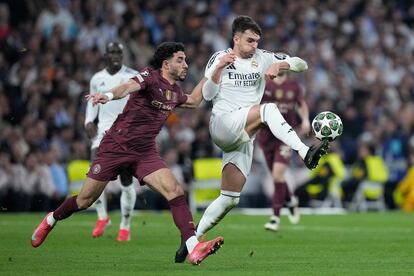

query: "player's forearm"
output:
106 79 140 100
297 100 310 122
211 65 225 84
181 78 206 109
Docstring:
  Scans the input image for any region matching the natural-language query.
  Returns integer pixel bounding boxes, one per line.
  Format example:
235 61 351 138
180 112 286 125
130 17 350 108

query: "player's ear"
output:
162 59 170 70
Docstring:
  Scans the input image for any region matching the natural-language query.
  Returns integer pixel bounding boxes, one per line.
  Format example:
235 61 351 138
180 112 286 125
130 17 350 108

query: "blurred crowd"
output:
1 0 414 212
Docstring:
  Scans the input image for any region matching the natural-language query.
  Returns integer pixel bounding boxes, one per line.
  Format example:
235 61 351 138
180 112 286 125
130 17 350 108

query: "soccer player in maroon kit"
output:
31 42 223 265
257 67 311 231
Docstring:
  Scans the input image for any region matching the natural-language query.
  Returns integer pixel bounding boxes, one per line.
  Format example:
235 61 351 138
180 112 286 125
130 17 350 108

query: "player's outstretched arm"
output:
180 77 207 109
85 79 141 106
265 57 308 80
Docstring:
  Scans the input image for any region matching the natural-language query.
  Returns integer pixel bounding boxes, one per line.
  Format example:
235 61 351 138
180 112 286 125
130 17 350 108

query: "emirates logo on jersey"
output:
92 164 101 174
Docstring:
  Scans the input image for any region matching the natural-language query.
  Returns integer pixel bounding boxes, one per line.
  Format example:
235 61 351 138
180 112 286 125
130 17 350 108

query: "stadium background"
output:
1 0 414 212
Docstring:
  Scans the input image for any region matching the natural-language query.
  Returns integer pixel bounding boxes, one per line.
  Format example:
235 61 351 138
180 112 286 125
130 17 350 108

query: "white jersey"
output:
205 48 284 115
85 65 139 148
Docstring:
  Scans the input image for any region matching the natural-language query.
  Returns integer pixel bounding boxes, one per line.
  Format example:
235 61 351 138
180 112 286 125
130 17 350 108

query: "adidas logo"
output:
226 64 236 70
99 81 105 86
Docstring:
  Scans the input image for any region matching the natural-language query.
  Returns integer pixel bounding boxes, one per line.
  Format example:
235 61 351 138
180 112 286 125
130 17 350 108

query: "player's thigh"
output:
143 168 184 201
77 177 109 208
210 108 251 151
245 104 263 137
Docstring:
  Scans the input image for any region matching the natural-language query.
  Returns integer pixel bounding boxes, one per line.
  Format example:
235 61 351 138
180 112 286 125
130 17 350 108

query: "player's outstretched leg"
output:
92 192 111 238
117 184 136 241
31 178 108 247
303 140 329 169
31 196 81 247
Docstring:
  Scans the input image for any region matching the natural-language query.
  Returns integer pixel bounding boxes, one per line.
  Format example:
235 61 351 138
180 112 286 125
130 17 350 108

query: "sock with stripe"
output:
196 190 240 239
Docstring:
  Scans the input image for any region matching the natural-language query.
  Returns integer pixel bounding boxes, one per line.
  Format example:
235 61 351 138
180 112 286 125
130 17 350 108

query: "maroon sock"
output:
53 196 81 221
273 182 286 216
283 182 292 202
168 195 196 241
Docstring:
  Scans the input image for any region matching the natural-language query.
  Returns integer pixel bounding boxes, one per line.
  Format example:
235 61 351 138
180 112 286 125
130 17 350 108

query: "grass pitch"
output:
0 211 413 275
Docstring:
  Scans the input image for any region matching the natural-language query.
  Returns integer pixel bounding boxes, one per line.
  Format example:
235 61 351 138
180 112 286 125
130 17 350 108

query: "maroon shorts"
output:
87 135 167 183
260 138 292 170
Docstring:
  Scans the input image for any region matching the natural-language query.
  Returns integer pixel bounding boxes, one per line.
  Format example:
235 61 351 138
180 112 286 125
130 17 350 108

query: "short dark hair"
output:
150 42 185 69
232 16 262 37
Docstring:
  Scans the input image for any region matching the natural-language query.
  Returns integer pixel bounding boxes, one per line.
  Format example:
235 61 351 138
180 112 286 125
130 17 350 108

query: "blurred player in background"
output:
31 42 224 265
85 42 137 241
175 15 328 262
257 68 310 231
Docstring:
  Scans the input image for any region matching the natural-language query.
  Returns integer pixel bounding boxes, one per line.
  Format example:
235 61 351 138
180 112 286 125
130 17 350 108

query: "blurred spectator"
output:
44 145 68 209
341 136 389 208
295 142 346 207
0 151 13 209
36 0 77 40
394 138 414 212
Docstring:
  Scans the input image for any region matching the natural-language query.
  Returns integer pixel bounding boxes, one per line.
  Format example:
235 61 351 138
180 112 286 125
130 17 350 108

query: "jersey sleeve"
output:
84 76 99 126
131 68 154 92
259 50 290 71
204 51 226 79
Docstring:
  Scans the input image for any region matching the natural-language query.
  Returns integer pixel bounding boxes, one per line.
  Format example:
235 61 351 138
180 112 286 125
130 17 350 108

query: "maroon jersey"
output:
257 79 303 165
106 67 188 152
261 79 303 126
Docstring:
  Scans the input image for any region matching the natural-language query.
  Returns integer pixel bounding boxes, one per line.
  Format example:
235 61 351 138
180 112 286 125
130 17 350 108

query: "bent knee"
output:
164 183 185 200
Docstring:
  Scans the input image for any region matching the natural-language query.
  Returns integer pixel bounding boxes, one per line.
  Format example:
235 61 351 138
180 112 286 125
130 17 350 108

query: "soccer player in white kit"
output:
84 42 137 241
175 16 329 262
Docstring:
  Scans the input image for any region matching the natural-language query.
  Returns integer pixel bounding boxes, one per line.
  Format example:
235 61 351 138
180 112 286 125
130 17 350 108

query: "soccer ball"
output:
312 111 343 141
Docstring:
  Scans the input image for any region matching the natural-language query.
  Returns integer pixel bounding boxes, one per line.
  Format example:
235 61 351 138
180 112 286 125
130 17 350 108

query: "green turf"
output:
0 211 413 275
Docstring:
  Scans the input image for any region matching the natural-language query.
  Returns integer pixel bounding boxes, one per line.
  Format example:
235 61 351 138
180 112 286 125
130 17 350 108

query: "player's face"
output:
106 43 123 71
167 51 188 81
234 30 260 58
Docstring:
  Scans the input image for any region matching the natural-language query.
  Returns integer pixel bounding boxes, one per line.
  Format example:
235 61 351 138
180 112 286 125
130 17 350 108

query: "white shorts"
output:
209 107 254 178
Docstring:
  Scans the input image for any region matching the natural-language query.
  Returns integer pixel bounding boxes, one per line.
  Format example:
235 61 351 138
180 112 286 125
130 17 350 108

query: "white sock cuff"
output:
259 103 268 123
221 190 241 198
186 236 199 253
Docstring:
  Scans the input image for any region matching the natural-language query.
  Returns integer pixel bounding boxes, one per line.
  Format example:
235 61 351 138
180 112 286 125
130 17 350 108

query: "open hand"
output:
85 93 109 106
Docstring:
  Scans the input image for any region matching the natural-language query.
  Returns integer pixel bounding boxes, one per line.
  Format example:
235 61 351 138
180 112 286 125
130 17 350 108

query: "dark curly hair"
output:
232 15 262 37
150 42 185 69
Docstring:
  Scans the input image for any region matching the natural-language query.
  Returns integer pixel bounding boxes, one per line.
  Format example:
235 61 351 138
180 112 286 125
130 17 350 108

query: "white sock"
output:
95 192 108 220
120 184 136 230
196 190 240 239
186 236 199 253
47 213 56 226
260 103 309 159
